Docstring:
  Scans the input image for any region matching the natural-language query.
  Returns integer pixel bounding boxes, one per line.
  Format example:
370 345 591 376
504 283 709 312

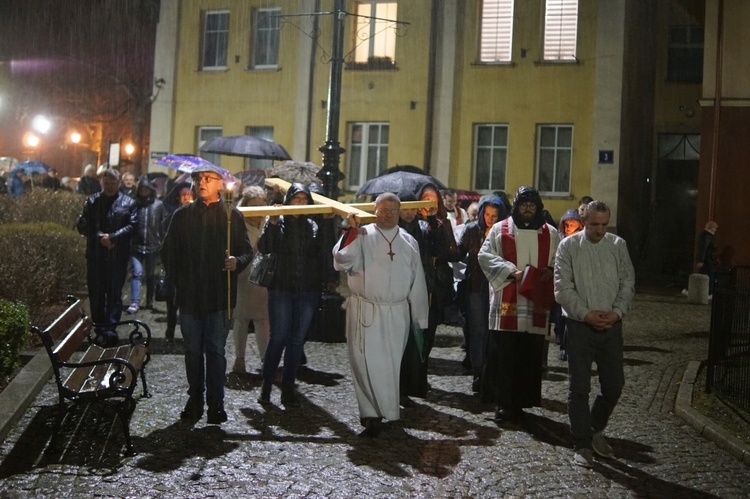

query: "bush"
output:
0 189 85 229
0 300 30 383
0 223 86 323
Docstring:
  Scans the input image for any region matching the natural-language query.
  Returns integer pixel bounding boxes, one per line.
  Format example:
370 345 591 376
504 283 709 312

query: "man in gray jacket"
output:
554 200 635 468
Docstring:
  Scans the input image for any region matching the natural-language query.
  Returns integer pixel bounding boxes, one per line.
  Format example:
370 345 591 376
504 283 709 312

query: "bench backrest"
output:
33 297 92 365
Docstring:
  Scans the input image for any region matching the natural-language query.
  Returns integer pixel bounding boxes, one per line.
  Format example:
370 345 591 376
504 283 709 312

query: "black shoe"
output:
471 376 481 393
360 417 382 437
280 386 300 408
165 328 175 341
93 330 118 348
494 407 525 424
258 381 272 405
461 355 472 371
300 351 307 366
559 349 568 361
180 397 204 420
207 404 228 424
400 395 415 408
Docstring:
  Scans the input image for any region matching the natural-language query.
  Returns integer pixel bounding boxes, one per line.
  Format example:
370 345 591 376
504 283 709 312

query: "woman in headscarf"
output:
257 183 323 407
457 194 506 393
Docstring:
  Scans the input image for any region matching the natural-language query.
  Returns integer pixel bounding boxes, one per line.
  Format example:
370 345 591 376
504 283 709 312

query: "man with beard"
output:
478 186 560 423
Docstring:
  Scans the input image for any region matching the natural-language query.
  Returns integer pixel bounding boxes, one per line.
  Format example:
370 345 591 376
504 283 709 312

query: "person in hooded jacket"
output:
551 208 584 361
457 194 506 393
127 175 167 313
256 183 324 408
478 186 560 423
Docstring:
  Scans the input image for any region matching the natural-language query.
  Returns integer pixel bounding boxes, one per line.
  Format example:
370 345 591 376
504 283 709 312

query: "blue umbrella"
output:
10 160 52 176
153 154 234 182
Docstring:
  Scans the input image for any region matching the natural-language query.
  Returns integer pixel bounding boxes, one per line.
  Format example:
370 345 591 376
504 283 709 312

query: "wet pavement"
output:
1 293 749 497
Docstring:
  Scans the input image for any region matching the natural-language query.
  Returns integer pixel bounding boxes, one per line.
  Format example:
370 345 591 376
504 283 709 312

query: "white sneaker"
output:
681 288 689 296
592 431 615 459
126 303 139 314
572 448 594 468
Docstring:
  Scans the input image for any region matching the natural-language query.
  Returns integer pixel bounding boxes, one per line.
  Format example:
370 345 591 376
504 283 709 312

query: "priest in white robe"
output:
478 186 560 423
333 193 429 437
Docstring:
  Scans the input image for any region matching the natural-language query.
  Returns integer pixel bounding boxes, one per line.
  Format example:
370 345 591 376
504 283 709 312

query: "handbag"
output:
248 252 277 287
154 270 171 302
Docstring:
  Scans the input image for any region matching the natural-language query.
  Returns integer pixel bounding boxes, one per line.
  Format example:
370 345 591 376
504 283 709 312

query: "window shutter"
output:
480 0 514 62
543 0 578 61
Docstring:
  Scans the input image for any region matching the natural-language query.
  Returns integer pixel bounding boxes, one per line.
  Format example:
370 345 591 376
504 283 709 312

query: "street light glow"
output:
31 114 51 135
70 132 81 144
124 143 135 155
25 133 40 148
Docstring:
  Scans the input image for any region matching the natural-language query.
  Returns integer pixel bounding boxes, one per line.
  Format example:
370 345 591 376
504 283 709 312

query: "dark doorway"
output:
639 134 701 287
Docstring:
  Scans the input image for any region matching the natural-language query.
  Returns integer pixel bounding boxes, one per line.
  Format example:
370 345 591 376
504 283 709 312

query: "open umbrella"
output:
355 170 447 199
11 160 52 176
200 135 292 161
233 169 267 187
267 161 321 184
153 154 234 182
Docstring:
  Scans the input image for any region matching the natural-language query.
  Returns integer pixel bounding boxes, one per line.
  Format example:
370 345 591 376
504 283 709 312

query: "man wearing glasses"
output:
161 166 253 425
333 192 429 437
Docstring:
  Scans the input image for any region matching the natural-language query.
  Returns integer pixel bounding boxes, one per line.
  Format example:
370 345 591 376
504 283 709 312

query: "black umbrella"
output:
355 170 447 199
200 135 292 161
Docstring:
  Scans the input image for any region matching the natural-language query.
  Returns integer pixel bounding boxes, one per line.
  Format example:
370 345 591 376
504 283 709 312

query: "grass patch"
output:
692 363 750 446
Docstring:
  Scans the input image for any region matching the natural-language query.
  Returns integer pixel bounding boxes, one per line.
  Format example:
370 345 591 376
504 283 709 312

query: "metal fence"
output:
707 266 750 412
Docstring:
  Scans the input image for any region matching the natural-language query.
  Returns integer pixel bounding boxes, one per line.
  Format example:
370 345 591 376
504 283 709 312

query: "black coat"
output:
258 215 323 293
77 191 137 265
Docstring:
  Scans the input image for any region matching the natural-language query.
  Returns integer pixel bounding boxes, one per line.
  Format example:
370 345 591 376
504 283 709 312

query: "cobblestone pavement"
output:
1 293 749 497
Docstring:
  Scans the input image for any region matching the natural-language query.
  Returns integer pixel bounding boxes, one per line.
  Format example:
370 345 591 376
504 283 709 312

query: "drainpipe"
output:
305 0 320 159
422 0 439 174
708 0 724 220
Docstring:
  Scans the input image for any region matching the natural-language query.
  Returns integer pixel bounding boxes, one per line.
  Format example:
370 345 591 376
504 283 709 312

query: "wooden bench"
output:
33 296 152 456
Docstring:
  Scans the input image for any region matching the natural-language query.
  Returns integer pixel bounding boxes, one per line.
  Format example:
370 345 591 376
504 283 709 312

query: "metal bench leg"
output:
116 397 138 457
139 368 151 398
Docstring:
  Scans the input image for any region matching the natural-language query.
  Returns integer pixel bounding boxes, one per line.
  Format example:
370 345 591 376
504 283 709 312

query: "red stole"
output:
499 219 551 330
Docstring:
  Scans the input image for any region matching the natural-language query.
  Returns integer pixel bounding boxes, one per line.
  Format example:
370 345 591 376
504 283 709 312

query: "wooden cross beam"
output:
236 177 436 223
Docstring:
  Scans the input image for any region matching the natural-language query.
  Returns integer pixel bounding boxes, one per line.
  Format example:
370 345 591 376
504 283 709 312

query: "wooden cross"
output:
236 178 436 222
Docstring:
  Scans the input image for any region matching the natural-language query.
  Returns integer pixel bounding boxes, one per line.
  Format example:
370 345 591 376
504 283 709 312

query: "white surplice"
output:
333 225 429 421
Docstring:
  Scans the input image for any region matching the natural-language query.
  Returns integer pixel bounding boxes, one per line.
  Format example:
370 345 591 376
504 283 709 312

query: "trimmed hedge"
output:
0 188 85 229
0 223 86 322
0 300 30 383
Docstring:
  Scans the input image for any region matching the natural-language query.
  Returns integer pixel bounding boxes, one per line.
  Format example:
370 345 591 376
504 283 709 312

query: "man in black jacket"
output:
76 169 137 346
696 221 719 295
161 165 252 425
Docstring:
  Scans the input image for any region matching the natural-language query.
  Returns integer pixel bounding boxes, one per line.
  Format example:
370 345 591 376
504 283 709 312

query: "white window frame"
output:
542 0 578 62
251 7 281 69
347 122 389 190
245 126 275 170
354 1 398 64
197 126 223 166
535 124 573 196
479 0 514 63
201 10 230 70
472 124 509 192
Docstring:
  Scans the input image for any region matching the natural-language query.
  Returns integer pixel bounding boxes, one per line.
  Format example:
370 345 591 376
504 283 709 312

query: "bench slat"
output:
53 319 93 364
62 345 106 393
42 299 85 342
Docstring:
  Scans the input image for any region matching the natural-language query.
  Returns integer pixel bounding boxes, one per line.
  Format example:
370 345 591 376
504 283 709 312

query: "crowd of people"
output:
29 160 638 468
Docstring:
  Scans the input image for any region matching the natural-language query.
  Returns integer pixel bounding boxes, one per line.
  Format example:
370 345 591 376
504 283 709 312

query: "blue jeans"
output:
262 289 319 387
566 319 624 451
130 252 157 306
180 311 231 407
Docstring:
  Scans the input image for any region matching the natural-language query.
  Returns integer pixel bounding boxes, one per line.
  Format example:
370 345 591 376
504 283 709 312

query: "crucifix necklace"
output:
374 227 398 261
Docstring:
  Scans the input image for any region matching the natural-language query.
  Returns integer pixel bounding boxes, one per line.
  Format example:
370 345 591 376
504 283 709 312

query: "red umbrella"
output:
454 189 481 208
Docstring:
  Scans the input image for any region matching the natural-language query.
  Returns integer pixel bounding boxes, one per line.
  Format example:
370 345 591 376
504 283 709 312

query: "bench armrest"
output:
92 319 152 347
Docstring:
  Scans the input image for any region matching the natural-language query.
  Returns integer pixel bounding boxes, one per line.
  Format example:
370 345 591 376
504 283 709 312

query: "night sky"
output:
0 0 158 176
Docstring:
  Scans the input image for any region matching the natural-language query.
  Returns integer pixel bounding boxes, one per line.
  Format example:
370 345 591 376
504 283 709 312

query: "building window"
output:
347 122 389 190
350 1 398 69
197 126 223 166
473 124 508 191
667 25 704 83
251 8 280 69
245 126 275 170
201 11 229 70
543 0 578 61
536 124 573 195
479 0 514 63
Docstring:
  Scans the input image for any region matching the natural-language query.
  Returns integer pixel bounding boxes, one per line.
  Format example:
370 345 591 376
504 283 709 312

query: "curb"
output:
0 348 53 447
675 360 750 466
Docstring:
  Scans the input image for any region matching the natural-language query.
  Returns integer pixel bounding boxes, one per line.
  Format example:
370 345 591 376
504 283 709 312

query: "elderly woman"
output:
257 183 323 407
232 186 270 373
